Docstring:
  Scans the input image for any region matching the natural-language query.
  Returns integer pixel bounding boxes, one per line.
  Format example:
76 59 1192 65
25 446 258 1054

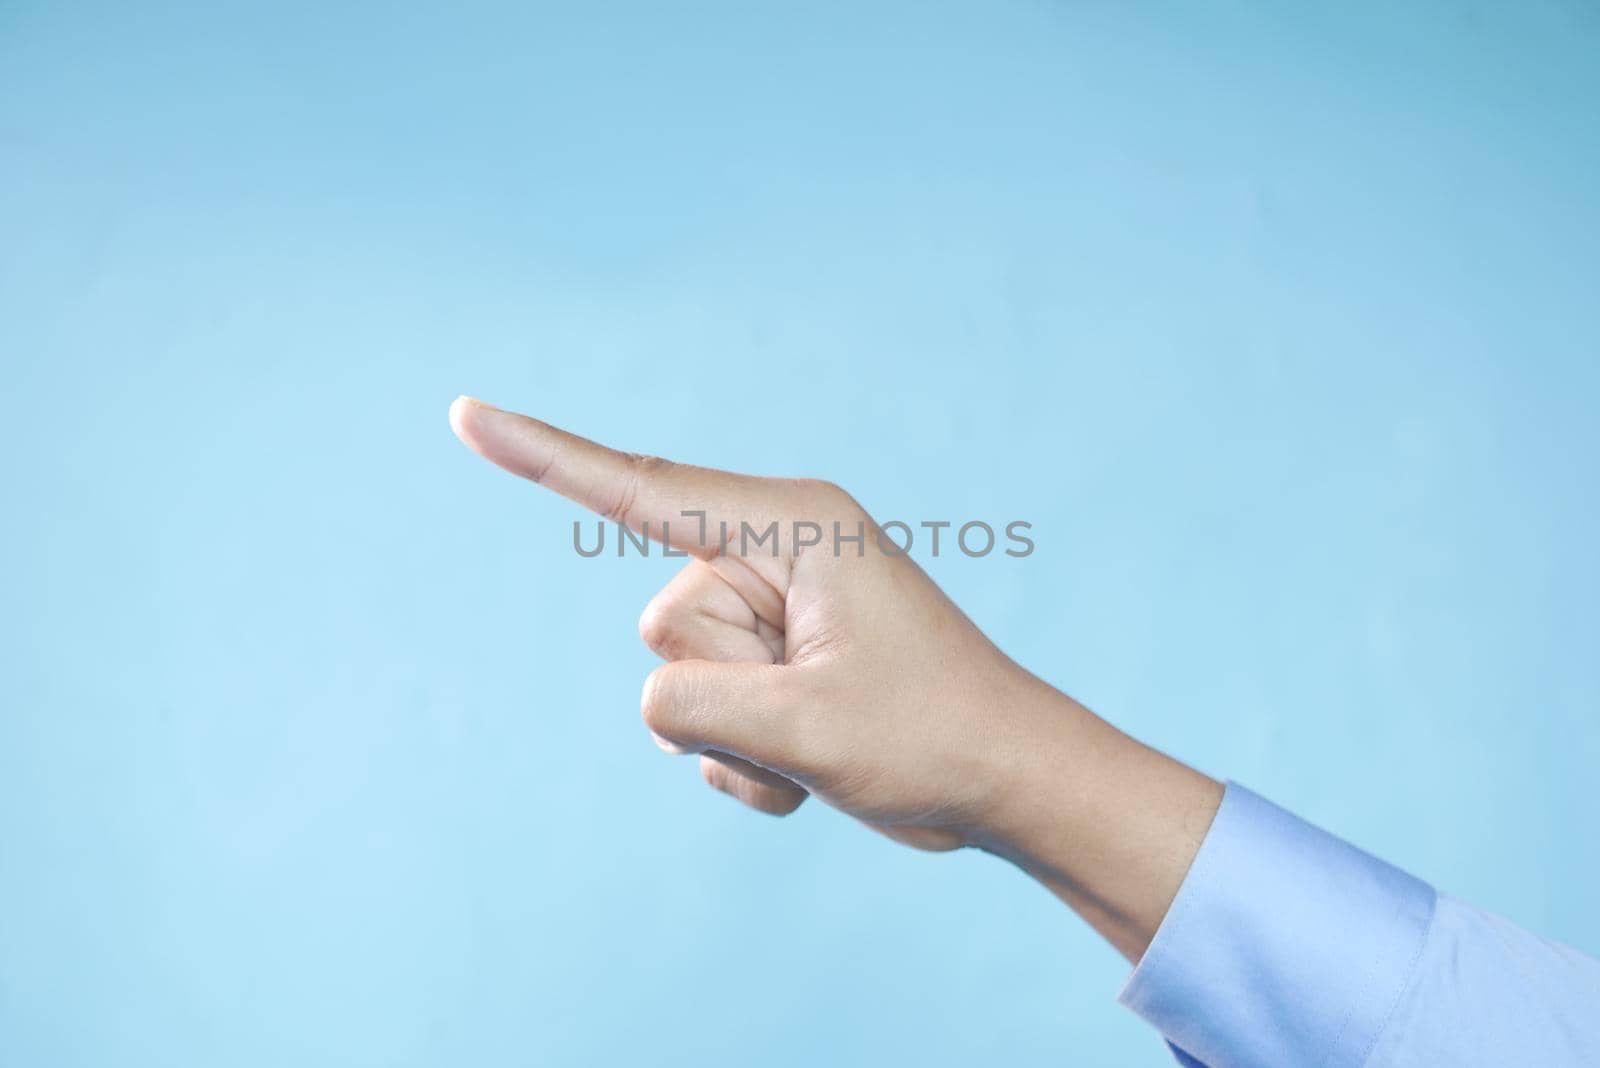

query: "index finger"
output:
448 395 776 558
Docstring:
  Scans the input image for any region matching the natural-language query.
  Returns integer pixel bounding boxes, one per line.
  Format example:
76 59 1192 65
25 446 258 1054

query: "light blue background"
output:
3 3 1598 1065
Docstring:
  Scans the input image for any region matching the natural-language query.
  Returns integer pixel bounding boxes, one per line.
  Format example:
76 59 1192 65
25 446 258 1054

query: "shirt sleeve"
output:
1117 782 1600 1068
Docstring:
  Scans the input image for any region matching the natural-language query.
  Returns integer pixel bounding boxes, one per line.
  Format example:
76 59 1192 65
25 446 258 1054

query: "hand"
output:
449 395 1043 851
449 395 1222 960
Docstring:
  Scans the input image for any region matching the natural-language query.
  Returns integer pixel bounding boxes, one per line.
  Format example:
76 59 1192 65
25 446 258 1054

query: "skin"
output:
449 395 1223 964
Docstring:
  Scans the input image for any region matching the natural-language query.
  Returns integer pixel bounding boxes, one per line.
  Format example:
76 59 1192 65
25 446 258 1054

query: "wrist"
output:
965 674 1105 860
967 672 1223 962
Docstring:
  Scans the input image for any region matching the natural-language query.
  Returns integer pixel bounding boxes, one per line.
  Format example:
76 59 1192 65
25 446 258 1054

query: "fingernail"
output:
449 395 497 438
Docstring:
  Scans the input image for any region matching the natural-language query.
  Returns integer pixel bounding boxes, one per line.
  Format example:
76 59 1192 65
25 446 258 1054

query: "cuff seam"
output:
1349 888 1437 1068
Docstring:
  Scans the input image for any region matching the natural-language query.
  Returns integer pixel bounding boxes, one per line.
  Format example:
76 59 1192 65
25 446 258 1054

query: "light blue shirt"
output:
1119 783 1600 1067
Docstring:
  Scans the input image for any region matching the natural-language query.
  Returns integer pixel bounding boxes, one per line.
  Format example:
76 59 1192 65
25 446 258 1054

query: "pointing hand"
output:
449 395 1045 851
449 395 1220 960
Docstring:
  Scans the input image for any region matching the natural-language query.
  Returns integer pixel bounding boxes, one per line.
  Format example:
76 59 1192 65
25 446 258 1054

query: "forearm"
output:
969 674 1223 963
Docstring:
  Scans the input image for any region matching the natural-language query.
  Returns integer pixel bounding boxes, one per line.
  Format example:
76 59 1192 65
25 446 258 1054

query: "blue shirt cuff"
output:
1117 783 1436 1068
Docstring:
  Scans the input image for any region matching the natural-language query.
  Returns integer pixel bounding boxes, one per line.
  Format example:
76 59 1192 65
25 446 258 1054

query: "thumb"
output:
640 660 813 780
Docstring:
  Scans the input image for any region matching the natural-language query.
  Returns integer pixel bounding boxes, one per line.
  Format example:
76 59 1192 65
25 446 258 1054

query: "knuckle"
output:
638 583 698 658
608 454 675 524
702 758 796 816
700 757 728 791
639 664 679 734
796 476 841 499
636 598 675 655
630 453 674 478
796 478 862 518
